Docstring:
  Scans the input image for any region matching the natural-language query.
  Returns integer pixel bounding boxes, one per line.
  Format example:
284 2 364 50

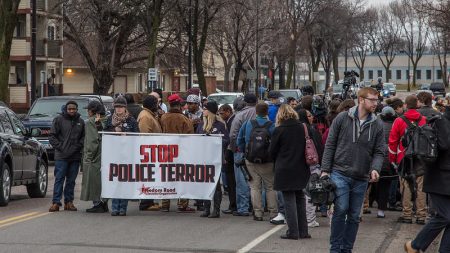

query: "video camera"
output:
306 174 336 206
342 70 359 91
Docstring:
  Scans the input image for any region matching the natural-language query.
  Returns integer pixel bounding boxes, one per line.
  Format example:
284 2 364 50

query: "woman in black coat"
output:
406 106 450 252
270 104 310 240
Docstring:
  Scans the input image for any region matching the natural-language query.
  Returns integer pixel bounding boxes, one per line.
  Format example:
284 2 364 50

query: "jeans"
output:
412 193 450 253
234 152 250 214
277 191 285 215
52 160 80 205
111 199 128 213
330 171 368 253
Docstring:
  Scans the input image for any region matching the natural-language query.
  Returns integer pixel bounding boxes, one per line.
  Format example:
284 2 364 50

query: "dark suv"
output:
430 82 446 97
0 106 49 206
22 96 102 160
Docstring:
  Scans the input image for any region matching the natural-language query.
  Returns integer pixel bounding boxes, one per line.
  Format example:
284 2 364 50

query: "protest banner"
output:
101 133 222 200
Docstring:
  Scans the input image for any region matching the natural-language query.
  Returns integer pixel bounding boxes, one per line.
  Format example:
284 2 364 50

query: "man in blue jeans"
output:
321 87 385 253
229 93 257 216
48 101 85 212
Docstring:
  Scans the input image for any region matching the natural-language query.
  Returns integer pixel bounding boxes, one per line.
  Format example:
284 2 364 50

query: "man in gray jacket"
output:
321 87 385 253
229 93 257 216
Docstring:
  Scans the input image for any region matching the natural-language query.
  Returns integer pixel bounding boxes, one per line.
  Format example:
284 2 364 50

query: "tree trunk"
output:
146 1 162 69
332 52 340 82
443 60 448 87
93 67 115 95
0 0 21 103
286 58 295 89
233 60 243 91
412 62 418 88
384 64 391 83
279 61 286 90
224 63 231 91
195 52 207 95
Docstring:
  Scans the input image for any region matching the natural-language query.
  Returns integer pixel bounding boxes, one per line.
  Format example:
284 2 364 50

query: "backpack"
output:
400 115 438 176
303 123 319 166
245 120 273 163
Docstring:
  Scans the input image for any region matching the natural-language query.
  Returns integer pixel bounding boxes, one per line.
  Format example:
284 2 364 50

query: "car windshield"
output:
28 99 89 119
207 95 238 105
431 83 444 89
384 83 394 88
279 90 299 99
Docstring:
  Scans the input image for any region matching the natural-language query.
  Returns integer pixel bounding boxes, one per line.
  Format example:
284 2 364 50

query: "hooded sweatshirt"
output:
49 111 85 161
321 106 385 180
388 109 426 164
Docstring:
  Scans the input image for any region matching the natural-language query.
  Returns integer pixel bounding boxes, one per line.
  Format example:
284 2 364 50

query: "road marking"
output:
236 225 285 253
0 212 50 229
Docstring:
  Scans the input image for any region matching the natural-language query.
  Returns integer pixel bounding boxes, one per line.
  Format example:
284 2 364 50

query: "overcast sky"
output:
366 0 394 7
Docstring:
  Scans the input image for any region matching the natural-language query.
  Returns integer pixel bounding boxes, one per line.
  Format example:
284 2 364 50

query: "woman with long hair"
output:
104 96 139 216
196 101 229 218
270 104 311 240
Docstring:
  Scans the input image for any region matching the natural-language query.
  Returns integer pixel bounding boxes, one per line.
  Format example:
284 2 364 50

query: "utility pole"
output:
255 0 260 94
187 0 193 89
31 0 37 104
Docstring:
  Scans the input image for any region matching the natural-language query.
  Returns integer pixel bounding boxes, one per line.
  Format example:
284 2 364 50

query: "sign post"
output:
147 68 158 92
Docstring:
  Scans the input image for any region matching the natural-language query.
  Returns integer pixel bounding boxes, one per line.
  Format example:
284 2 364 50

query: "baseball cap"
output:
268 90 282 99
168 94 184 104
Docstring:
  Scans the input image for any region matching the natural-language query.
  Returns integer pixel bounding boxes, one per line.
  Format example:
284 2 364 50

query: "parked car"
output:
278 89 303 101
207 92 244 110
383 83 397 96
430 82 446 97
419 83 430 90
80 95 114 111
0 105 49 206
21 96 103 160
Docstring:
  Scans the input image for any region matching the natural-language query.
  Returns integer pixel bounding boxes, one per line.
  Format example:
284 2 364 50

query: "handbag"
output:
303 123 319 166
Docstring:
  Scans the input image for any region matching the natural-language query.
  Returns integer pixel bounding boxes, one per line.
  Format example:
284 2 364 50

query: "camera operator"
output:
341 70 359 100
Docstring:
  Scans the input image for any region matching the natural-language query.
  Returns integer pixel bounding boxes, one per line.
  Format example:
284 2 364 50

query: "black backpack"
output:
400 116 438 176
245 120 273 163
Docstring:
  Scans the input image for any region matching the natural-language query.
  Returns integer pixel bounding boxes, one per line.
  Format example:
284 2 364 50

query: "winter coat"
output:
237 116 275 153
418 105 440 122
49 112 85 161
380 114 396 175
229 106 256 152
321 106 385 180
137 108 162 134
268 104 280 122
270 119 310 191
423 108 450 196
80 116 105 201
127 104 143 120
160 108 194 134
388 109 426 164
196 120 230 163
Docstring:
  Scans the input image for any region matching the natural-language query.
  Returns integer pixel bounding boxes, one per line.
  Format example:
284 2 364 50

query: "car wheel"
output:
0 163 12 206
26 159 48 198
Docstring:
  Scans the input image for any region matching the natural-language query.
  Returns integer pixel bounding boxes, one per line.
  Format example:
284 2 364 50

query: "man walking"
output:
160 94 195 212
49 101 85 212
237 102 277 221
229 93 257 216
321 87 385 252
138 95 163 211
389 95 427 225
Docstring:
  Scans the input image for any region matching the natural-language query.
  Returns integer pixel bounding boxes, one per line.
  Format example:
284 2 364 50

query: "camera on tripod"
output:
342 70 359 91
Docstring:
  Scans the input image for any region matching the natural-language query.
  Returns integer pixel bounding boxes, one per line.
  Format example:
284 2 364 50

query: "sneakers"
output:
177 206 196 213
308 221 320 228
64 202 77 211
404 241 419 253
49 203 60 212
270 213 286 225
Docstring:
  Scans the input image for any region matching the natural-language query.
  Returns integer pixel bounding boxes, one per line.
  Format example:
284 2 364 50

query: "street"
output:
0 163 439 253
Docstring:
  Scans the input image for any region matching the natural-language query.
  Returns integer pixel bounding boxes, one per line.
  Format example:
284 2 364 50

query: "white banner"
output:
101 134 222 200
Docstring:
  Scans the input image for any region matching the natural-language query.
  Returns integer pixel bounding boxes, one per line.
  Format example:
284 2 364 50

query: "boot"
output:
49 203 60 212
208 186 222 218
200 200 211 217
64 202 77 211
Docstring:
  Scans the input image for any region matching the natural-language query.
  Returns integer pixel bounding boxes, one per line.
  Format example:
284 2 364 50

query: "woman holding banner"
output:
196 101 229 218
104 96 139 216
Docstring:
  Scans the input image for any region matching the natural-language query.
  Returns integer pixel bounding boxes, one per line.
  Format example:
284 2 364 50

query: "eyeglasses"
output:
363 97 379 103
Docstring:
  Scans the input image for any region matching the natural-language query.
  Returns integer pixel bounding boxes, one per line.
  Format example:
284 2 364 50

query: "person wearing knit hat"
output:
244 93 258 104
196 100 229 218
185 94 203 133
137 95 162 211
113 96 127 108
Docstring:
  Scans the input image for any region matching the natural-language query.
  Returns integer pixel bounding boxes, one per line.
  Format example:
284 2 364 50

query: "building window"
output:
368 70 373 80
437 69 442 79
15 19 26 38
426 70 431 80
47 26 56 40
377 70 382 78
396 70 402 80
416 70 421 80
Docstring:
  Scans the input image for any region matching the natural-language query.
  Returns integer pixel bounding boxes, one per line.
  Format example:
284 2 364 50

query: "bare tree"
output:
372 6 403 83
429 25 449 87
392 0 430 90
0 0 21 102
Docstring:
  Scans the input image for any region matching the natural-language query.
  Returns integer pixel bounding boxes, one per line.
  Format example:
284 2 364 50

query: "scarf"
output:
112 110 129 128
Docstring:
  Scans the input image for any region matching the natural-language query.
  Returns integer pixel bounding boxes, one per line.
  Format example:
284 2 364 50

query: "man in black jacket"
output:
405 106 450 253
417 91 439 121
321 87 385 253
48 101 85 212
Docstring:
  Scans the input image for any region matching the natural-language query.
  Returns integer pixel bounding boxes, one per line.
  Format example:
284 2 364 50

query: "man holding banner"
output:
159 94 196 212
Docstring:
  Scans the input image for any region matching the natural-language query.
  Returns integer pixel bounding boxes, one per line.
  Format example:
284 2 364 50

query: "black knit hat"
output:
143 95 158 112
66 100 78 108
114 96 127 107
244 93 257 104
204 101 218 114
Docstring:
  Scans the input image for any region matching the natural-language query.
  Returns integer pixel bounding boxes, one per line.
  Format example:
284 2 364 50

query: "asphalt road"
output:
0 162 440 253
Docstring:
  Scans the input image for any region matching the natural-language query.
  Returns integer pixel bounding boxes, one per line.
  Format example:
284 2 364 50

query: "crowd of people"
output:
46 87 450 252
